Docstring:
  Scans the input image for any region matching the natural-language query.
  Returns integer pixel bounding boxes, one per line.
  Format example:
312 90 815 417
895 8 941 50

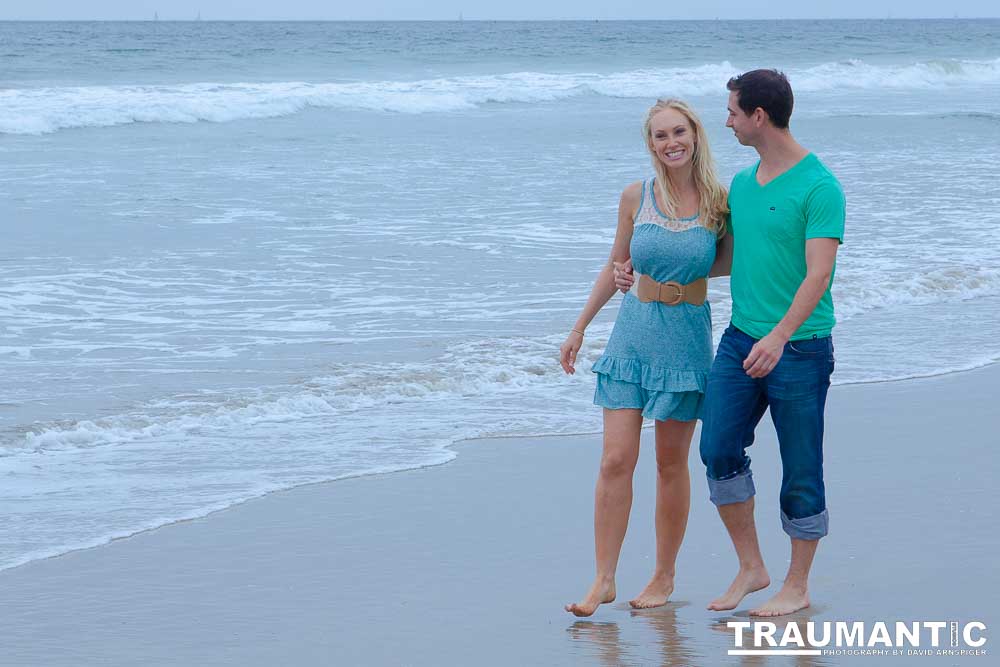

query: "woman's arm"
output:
559 183 640 374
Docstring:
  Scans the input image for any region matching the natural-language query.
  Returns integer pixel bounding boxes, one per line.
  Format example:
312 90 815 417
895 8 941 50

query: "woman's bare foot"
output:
565 577 616 617
706 566 770 611
629 572 675 609
750 583 809 617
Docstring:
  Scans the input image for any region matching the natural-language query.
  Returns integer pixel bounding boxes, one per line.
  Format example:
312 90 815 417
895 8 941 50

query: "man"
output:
616 69 845 617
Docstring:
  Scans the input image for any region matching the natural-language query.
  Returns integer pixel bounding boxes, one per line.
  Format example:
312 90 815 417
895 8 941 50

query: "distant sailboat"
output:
459 12 464 21
154 11 159 21
197 11 202 21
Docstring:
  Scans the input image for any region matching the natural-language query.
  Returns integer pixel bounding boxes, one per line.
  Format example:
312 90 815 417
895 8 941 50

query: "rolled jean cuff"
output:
781 509 829 540
707 469 755 506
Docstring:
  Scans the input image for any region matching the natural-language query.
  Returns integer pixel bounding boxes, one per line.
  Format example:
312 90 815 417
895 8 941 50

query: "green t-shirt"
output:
727 153 845 341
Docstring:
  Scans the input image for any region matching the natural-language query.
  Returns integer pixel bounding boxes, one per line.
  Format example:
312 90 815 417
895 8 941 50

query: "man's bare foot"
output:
750 583 809 617
706 566 770 611
565 578 616 617
629 572 675 609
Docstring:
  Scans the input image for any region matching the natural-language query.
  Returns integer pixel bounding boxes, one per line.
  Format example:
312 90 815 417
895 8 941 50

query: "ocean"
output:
2 19 998 571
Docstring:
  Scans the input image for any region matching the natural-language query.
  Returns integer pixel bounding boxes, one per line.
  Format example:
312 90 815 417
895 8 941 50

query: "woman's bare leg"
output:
630 418 695 609
566 408 643 617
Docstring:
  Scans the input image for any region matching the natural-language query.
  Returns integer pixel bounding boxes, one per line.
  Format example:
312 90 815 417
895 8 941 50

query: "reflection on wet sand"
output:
568 602 699 666
566 599 850 666
631 602 701 667
567 618 630 665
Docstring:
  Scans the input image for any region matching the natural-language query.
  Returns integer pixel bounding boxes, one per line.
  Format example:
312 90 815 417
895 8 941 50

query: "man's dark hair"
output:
726 69 794 129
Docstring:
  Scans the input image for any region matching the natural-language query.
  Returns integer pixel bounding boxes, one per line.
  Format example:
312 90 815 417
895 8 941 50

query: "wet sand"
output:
0 365 997 666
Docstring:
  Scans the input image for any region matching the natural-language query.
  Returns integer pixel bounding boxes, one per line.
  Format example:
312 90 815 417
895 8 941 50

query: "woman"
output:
559 99 732 617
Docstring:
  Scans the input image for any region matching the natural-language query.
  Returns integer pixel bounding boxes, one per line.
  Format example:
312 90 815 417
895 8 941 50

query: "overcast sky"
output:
3 1 998 21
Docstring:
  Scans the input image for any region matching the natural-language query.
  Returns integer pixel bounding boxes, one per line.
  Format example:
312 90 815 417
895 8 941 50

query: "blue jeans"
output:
699 325 835 540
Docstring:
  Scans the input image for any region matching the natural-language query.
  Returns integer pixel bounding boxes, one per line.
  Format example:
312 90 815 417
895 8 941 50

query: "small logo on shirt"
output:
769 206 776 211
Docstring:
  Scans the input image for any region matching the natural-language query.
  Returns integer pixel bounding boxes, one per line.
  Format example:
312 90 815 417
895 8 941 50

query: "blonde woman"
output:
559 99 732 616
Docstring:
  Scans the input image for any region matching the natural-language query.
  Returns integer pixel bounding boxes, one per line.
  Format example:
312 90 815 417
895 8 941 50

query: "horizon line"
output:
2 17 999 22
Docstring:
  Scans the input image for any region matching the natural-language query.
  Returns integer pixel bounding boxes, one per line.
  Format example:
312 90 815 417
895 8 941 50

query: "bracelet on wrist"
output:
571 328 585 337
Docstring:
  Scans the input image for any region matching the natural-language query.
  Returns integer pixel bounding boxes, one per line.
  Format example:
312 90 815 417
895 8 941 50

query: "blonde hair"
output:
642 98 729 237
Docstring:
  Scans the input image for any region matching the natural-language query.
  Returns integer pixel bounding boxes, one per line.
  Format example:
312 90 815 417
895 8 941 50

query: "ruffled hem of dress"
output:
591 355 707 393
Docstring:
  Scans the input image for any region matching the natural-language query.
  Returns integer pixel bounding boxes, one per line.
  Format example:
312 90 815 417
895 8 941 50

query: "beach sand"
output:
1 365 997 666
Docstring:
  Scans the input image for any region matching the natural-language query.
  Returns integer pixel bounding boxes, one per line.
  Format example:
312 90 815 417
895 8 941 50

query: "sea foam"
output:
2 57 998 134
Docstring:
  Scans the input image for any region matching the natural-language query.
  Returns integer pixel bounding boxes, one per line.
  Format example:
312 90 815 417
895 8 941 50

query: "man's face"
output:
726 91 754 146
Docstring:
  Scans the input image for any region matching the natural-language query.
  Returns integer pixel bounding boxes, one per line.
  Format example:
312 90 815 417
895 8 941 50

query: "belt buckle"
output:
658 281 684 306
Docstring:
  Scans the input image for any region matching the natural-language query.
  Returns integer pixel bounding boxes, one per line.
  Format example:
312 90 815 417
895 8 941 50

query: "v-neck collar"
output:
753 153 813 189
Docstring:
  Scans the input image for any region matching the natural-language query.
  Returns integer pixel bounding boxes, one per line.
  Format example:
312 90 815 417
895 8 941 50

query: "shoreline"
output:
6 359 998 578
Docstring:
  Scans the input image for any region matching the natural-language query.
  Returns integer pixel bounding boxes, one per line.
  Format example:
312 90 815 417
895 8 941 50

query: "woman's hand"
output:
559 331 585 374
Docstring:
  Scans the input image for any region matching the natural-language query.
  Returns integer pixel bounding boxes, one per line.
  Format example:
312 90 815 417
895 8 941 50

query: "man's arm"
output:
709 233 733 278
742 238 839 378
617 229 732 291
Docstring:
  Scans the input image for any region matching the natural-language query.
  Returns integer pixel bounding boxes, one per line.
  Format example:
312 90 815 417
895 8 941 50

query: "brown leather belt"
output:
630 272 708 306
